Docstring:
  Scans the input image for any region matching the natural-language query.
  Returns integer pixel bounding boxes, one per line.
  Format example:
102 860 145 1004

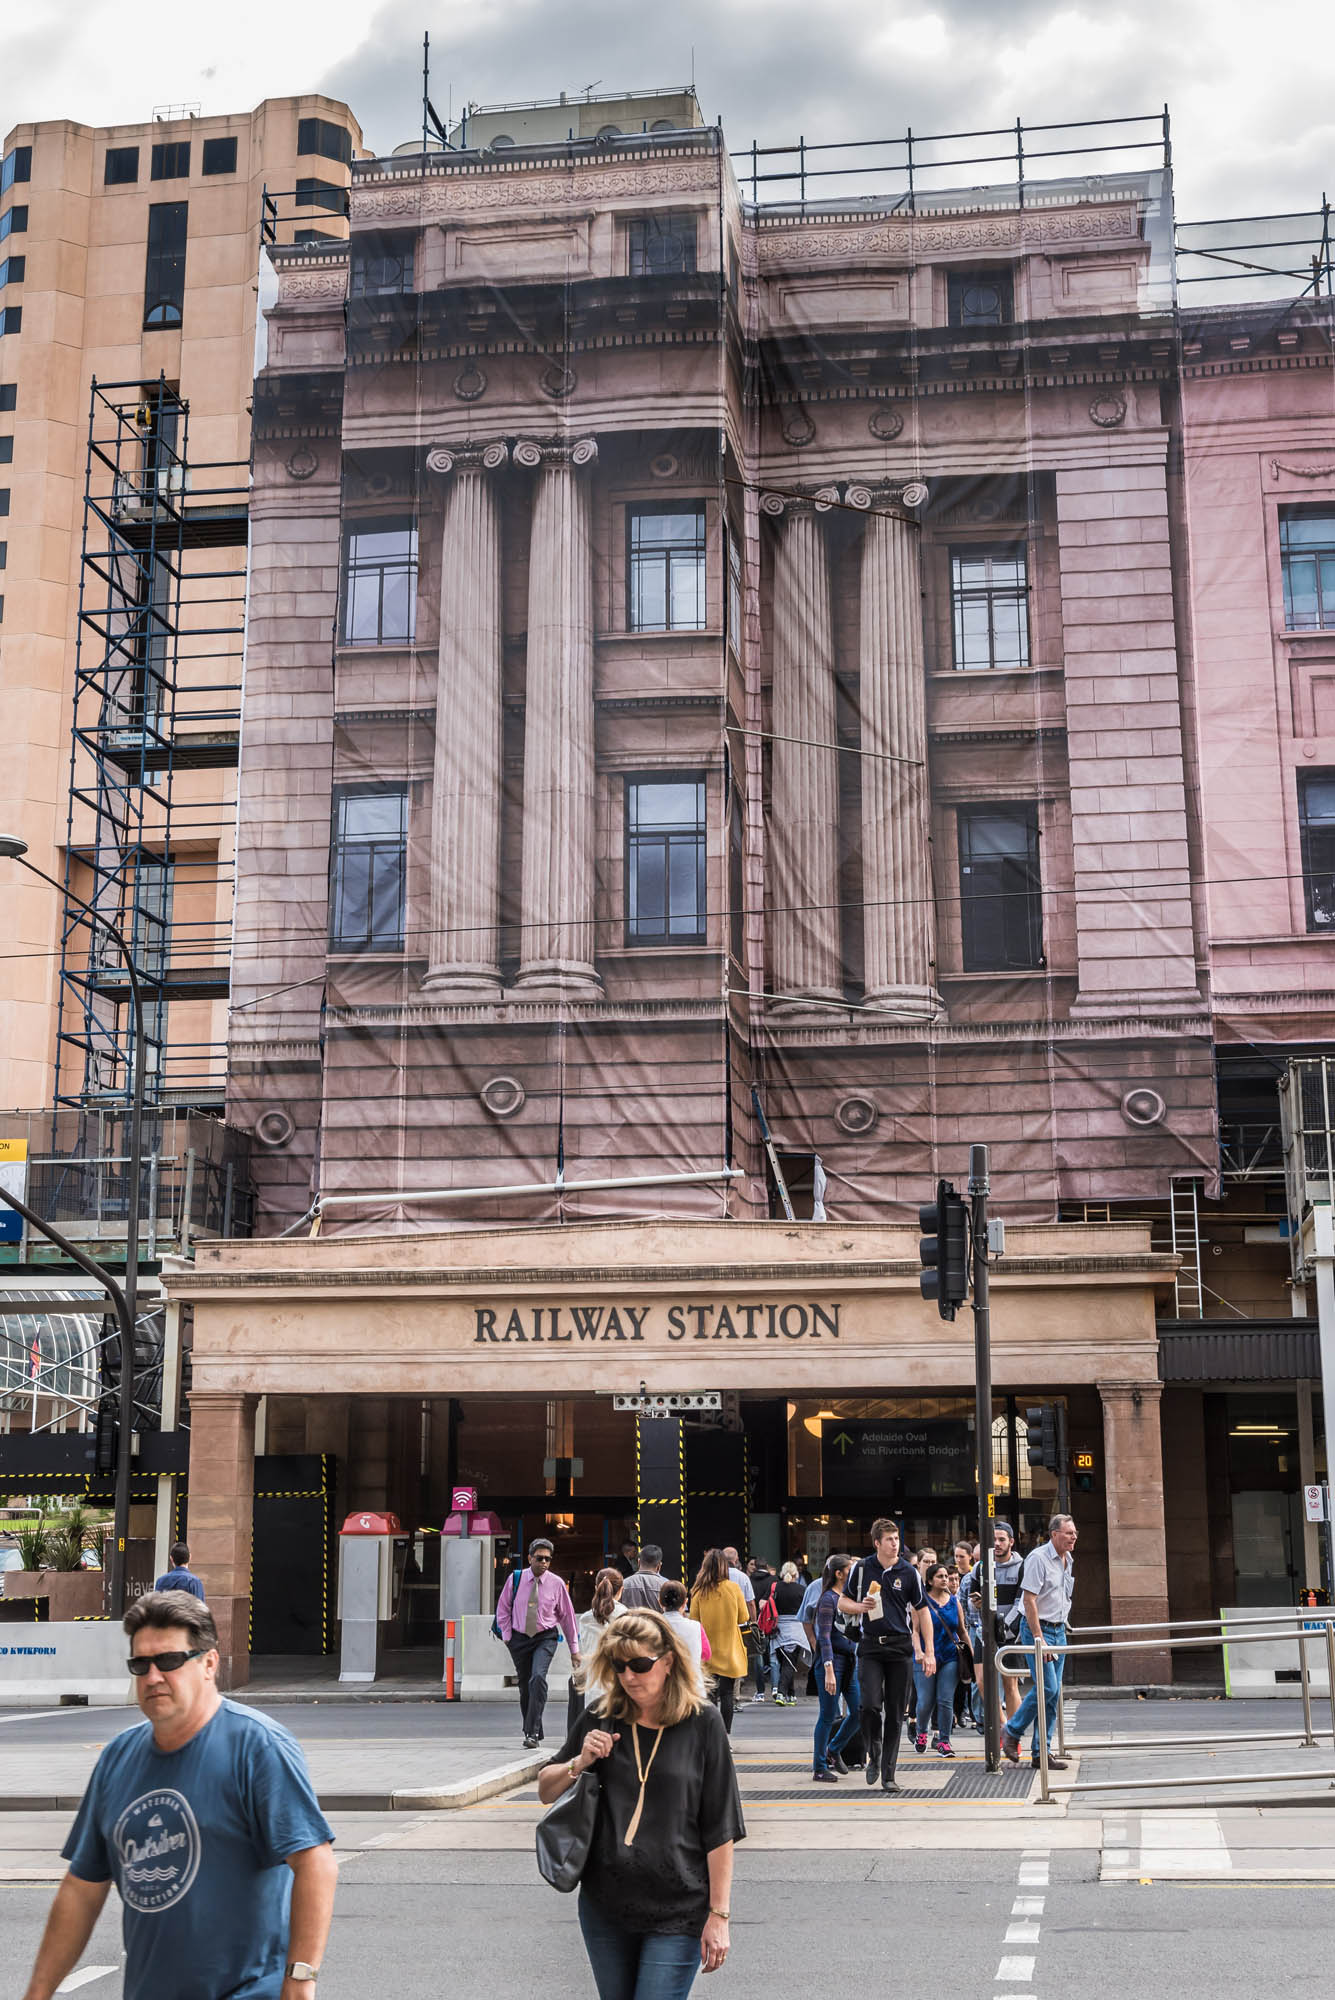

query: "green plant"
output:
48 1506 95 1572
13 1518 51 1571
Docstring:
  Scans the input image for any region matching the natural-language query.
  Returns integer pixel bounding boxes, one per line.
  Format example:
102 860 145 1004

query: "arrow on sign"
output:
832 1431 855 1455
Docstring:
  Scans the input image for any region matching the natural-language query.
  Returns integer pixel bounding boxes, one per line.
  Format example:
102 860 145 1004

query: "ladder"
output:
1169 1176 1204 1318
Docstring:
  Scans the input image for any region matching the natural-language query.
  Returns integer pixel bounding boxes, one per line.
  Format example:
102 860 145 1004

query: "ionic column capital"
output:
846 479 929 515
426 440 510 477
512 436 598 470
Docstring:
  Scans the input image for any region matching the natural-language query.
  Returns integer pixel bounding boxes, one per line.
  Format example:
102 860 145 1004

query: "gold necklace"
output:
624 1721 665 1846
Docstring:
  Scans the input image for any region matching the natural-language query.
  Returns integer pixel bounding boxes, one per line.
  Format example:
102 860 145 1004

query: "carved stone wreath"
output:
835 1094 880 1137
781 408 816 447
540 362 578 400
1089 392 1127 429
453 363 487 402
284 446 319 481
480 1075 526 1118
1121 1086 1166 1128
868 404 905 442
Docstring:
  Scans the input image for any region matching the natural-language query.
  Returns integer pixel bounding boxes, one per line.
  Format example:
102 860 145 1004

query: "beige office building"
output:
0 95 361 1113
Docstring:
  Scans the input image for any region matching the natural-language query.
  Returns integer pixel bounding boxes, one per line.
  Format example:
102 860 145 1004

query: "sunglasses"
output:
127 1647 209 1677
531 1554 552 1565
615 1654 666 1675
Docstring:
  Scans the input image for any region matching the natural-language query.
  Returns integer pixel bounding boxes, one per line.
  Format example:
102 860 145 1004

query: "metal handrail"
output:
998 1610 1335 1804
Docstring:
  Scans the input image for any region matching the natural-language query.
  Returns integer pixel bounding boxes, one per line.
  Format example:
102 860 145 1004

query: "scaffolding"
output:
57 377 249 1113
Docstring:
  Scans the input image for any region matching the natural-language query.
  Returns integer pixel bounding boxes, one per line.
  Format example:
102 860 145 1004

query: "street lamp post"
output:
0 833 145 1616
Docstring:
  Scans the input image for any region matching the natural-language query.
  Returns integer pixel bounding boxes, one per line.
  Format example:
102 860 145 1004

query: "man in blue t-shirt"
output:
153 1540 206 1600
21 1589 337 2000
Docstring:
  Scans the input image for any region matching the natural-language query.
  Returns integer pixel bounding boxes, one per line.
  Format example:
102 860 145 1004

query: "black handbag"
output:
535 1764 601 1893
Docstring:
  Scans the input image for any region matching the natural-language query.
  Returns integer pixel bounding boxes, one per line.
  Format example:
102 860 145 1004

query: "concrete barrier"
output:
1221 1606 1333 1699
458 1614 573 1702
0 1621 132 1706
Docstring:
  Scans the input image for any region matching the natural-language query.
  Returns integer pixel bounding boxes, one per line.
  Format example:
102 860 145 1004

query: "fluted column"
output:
764 490 844 1013
851 481 944 1018
421 442 508 995
515 438 602 994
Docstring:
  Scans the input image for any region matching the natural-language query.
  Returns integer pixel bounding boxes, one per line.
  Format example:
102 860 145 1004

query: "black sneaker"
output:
812 1768 839 1784
864 1750 881 1786
830 1753 851 1776
880 1778 902 1795
523 1735 539 1749
1035 1754 1070 1772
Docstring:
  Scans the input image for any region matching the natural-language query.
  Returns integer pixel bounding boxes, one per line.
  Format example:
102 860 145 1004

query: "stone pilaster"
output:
851 483 943 1018
421 442 508 996
1099 1380 1172 1683
764 491 844 1014
516 438 602 994
186 1390 258 1689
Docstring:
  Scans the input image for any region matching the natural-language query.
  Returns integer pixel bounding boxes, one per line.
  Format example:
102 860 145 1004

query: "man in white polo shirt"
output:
1000 1513 1076 1770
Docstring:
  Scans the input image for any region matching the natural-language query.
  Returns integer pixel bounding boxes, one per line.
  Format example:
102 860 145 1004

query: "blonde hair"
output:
779 1561 799 1583
581 1610 707 1725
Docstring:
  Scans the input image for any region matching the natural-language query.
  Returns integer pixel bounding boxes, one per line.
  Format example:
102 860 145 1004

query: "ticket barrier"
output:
337 1510 408 1684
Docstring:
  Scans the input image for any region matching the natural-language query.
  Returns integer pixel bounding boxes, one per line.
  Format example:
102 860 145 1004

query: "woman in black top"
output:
539 1609 746 2000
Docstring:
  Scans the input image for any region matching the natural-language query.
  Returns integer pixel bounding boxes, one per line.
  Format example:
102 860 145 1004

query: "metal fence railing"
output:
998 1609 1335 1805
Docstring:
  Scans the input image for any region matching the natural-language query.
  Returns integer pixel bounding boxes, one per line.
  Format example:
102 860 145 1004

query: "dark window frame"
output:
726 525 743 657
627 211 698 277
342 516 418 646
0 307 21 337
143 201 188 330
150 141 190 182
104 146 139 186
297 118 353 165
0 207 27 241
947 267 1014 327
958 804 1044 973
1 149 32 194
0 255 25 287
330 785 408 953
0 438 12 464
624 773 708 947
350 232 415 298
294 178 347 216
950 541 1031 672
1298 771 1335 932
0 384 13 411
201 135 238 177
1280 507 1335 632
0 489 9 516
627 500 707 633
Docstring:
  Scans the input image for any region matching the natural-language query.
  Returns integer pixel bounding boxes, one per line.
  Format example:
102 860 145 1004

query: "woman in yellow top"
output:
689 1547 750 1735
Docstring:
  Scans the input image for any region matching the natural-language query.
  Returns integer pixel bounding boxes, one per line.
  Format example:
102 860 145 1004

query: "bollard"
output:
445 1618 457 1700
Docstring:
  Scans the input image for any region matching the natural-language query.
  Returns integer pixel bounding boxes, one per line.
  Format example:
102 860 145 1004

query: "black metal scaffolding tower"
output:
56 377 249 1112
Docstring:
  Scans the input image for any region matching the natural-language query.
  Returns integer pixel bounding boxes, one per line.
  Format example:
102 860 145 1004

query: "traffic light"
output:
1026 1403 1060 1473
919 1180 971 1321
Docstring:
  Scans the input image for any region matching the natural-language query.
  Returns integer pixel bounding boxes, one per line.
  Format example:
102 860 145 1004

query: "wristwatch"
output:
286 1964 319 1983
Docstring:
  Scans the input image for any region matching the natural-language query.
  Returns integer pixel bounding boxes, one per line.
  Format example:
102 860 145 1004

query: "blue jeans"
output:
916 1651 959 1741
911 1658 932 1732
812 1652 863 1771
1005 1619 1066 1757
578 1893 700 2000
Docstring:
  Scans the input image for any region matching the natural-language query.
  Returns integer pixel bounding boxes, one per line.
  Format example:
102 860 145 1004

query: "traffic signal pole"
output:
969 1142 1001 1774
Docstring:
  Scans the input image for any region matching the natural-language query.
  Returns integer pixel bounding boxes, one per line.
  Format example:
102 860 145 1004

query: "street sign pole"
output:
969 1142 1000 1774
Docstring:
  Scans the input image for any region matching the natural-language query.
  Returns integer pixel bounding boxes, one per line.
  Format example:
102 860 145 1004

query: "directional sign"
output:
820 1419 974 1500
0 1139 26 1245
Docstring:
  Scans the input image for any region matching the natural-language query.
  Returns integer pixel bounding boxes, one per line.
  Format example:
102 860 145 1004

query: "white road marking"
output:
1017 1863 1049 1887
995 1956 1037 1982
1004 1921 1041 1945
56 1967 117 1992
1011 1897 1045 1917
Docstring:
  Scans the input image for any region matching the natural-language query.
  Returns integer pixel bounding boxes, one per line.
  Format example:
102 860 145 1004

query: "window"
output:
0 438 11 464
104 146 139 185
350 233 415 297
628 212 697 276
343 519 417 644
958 807 1043 972
1298 773 1335 930
0 308 20 337
292 228 339 245
201 136 237 176
0 384 13 410
951 544 1029 671
628 503 706 631
1281 509 1335 631
0 256 24 287
728 784 745 966
625 776 707 944
295 178 347 215
726 527 743 656
948 268 1013 327
133 860 174 982
143 202 188 329
1 206 28 239
331 789 407 951
0 540 7 566
1 149 32 194
151 142 190 181
0 490 9 516
298 118 353 165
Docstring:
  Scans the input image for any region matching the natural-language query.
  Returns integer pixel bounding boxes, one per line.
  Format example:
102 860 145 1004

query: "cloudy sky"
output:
2 0 1332 221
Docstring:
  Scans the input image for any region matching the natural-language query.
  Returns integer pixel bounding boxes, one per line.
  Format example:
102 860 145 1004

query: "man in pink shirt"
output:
495 1537 581 1747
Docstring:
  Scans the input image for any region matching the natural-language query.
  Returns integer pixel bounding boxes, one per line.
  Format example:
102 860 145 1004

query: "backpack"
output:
757 1585 779 1638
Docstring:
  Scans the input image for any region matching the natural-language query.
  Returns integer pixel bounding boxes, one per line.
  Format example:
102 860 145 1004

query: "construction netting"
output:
227 111 1332 1235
